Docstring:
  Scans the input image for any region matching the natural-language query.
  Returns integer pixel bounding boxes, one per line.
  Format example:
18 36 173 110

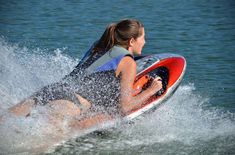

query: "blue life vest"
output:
82 45 133 74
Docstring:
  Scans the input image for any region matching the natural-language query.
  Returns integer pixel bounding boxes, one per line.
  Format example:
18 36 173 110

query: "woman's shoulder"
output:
120 56 136 69
116 55 136 77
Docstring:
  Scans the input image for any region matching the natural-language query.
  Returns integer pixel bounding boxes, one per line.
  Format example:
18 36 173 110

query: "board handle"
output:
132 74 165 97
132 75 150 96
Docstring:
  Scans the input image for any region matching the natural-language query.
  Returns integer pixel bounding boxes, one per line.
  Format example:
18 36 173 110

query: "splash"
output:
52 84 235 154
0 38 79 154
0 38 121 154
0 38 234 154
0 38 78 108
121 84 235 143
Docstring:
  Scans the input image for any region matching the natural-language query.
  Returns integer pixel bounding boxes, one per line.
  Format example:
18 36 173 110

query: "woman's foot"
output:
8 99 35 117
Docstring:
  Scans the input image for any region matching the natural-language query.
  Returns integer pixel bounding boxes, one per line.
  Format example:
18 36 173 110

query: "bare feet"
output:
75 94 91 112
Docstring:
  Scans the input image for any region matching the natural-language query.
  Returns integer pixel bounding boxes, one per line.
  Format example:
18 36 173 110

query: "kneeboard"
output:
124 53 186 121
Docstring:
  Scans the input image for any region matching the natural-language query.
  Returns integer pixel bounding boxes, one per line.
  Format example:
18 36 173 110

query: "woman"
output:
8 19 162 129
68 19 163 116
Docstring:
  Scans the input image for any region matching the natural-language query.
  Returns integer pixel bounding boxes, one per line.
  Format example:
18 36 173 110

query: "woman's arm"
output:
117 56 163 114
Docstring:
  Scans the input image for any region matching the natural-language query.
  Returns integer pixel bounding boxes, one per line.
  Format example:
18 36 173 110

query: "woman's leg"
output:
8 93 110 130
68 113 112 130
8 92 91 116
48 99 81 118
8 99 35 117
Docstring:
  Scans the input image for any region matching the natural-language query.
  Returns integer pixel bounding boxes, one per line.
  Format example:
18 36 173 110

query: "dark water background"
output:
0 0 235 154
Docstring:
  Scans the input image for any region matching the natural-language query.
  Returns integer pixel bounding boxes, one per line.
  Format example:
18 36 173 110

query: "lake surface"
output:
0 0 235 154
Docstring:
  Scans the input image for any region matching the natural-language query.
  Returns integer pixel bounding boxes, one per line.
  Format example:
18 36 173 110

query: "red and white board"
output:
124 53 187 120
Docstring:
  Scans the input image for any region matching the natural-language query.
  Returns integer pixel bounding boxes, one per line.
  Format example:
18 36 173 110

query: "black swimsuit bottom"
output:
32 81 81 106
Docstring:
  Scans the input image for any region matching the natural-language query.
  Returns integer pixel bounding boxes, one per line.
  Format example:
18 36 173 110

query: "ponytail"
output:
104 23 117 52
92 19 143 54
92 23 117 54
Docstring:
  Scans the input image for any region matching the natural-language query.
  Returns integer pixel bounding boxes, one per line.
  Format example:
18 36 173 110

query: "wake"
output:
0 38 234 154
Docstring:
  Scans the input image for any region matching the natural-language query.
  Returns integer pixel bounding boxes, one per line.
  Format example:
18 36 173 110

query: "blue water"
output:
0 0 235 154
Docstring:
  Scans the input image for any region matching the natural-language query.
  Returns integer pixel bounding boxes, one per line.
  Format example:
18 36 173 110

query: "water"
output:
0 0 235 154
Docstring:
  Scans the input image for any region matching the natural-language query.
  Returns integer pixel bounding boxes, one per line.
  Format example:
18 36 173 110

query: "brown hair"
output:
92 19 144 54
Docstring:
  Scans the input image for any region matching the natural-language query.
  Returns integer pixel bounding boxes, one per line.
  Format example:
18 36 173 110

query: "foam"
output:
0 38 234 154
0 38 79 153
118 84 235 146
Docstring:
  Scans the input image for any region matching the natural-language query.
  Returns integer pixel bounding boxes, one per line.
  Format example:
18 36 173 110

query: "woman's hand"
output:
148 76 163 95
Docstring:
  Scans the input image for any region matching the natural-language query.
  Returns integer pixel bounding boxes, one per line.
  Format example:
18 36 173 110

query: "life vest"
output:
83 45 133 74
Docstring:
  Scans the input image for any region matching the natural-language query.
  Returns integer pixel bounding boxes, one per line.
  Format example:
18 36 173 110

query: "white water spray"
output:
0 38 234 154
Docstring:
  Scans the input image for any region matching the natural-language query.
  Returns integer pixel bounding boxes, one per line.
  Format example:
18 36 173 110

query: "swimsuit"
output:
33 45 133 116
